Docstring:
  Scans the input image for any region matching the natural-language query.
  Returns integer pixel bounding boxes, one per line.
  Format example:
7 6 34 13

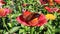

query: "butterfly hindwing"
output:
22 11 40 23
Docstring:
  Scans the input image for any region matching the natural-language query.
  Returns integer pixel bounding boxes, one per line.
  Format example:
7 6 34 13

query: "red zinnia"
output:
16 10 47 27
0 8 12 17
45 6 59 13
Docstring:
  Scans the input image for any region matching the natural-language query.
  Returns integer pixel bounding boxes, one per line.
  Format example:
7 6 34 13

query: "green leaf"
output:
5 32 9 34
39 26 44 30
19 29 25 34
9 26 20 34
7 23 12 28
11 14 21 18
55 28 60 32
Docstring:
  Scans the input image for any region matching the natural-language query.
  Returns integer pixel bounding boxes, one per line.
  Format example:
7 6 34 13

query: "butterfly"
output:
22 10 40 23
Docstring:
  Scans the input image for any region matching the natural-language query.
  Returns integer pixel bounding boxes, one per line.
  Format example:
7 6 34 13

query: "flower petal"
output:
16 15 30 26
4 8 12 14
37 19 47 27
0 8 6 17
38 14 46 21
52 7 59 12
45 6 59 13
36 14 47 26
45 6 53 13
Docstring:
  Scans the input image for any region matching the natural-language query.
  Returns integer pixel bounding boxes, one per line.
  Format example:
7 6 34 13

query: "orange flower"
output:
48 0 54 6
0 8 12 17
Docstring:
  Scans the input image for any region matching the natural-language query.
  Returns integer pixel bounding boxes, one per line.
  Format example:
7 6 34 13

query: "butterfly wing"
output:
22 10 33 21
28 18 39 26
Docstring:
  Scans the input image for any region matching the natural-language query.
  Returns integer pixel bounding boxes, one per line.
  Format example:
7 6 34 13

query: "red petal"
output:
38 14 45 21
45 6 53 13
16 15 30 26
36 14 47 26
37 19 47 27
52 7 59 12
0 8 6 17
0 8 12 17
4 8 12 14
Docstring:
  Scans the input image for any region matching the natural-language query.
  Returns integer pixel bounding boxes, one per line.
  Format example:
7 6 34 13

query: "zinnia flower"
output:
48 0 54 6
0 8 12 17
39 0 48 5
45 6 59 13
45 14 56 20
54 0 60 4
16 10 47 27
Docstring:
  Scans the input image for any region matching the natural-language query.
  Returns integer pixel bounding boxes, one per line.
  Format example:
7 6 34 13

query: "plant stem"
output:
30 27 34 34
9 14 12 23
2 18 9 32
